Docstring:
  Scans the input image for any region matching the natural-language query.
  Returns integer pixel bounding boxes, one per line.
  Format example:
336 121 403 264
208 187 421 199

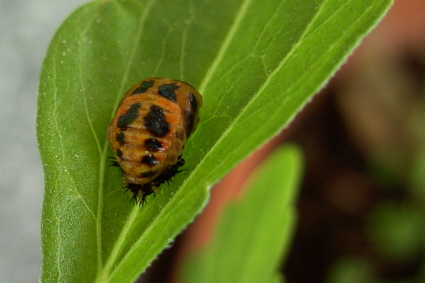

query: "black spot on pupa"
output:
131 80 154 95
144 138 163 152
158 83 178 102
142 154 159 166
116 132 125 144
116 148 123 158
188 93 199 114
140 171 156 178
117 103 141 129
186 112 196 137
185 93 199 136
144 105 170 137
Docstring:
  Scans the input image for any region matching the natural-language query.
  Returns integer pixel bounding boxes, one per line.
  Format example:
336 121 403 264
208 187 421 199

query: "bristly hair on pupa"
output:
111 156 186 205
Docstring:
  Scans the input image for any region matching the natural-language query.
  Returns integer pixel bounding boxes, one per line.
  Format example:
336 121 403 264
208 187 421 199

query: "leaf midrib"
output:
94 0 157 281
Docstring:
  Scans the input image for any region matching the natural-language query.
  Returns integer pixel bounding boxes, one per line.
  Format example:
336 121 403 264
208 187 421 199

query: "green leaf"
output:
37 0 393 282
179 145 303 283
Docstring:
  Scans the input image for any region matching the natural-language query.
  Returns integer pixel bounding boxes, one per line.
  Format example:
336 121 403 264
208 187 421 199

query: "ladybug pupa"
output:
107 77 202 204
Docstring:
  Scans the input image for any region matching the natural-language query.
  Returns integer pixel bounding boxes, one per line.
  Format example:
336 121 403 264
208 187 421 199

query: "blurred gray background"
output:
0 1 86 282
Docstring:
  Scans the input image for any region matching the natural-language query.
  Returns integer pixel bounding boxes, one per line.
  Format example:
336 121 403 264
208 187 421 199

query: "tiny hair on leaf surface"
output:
36 0 393 282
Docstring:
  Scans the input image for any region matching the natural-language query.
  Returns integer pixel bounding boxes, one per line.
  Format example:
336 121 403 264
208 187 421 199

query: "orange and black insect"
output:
107 77 202 203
